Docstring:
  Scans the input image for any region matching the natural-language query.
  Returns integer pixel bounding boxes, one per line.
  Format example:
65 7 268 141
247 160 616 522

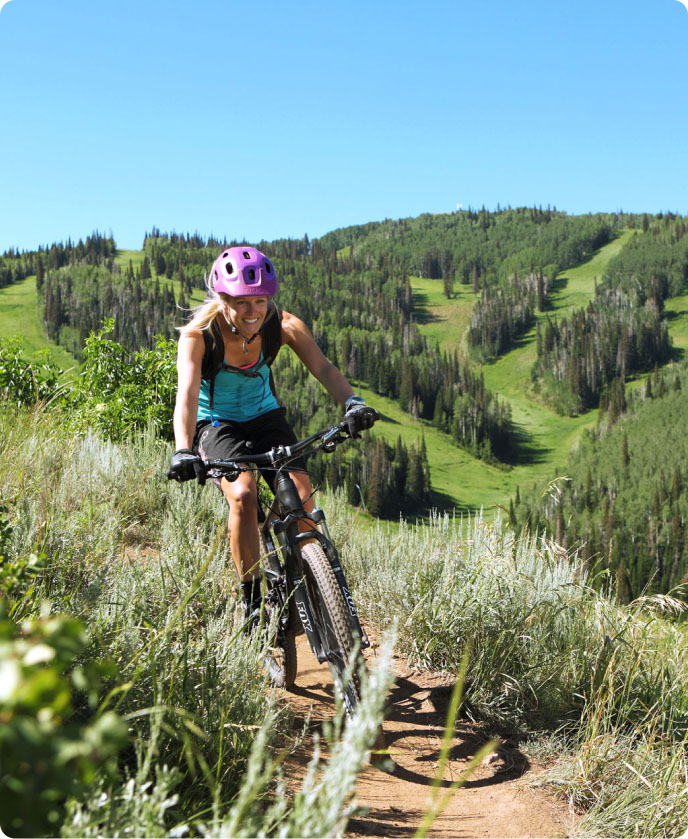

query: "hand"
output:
167 449 207 485
343 397 379 439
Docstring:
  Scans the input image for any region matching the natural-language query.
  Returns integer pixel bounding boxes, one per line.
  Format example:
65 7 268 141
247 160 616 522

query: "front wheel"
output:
300 542 363 717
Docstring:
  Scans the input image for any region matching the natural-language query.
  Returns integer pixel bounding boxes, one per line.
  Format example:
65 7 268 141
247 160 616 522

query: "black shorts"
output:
194 407 307 491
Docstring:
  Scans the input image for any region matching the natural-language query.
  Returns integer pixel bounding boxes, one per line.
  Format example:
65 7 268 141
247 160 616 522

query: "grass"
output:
113 248 147 274
3 405 688 838
410 277 478 355
664 290 688 358
0 275 78 374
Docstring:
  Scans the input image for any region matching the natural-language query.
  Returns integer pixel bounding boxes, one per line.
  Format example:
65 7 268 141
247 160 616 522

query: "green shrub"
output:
0 602 128 838
0 337 61 406
68 320 177 441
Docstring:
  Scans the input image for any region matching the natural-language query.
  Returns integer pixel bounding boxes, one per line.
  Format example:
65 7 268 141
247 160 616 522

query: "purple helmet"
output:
211 246 278 297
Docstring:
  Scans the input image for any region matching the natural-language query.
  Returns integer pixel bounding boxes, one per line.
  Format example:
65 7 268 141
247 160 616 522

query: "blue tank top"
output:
197 351 279 422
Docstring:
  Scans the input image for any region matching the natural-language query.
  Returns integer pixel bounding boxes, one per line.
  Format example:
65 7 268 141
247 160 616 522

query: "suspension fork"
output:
274 511 370 651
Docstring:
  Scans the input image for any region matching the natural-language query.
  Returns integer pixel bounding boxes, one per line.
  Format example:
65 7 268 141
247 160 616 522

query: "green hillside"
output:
0 274 78 374
397 231 640 510
4 222 688 519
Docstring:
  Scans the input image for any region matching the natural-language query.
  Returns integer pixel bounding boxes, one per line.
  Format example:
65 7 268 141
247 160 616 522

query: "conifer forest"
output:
3 206 688 595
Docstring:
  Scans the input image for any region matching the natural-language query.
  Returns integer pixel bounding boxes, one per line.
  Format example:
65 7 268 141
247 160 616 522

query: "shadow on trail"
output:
379 674 531 790
285 667 531 790
280 637 550 839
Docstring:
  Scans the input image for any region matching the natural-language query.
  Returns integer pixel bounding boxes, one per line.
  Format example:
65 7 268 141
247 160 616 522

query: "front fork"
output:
272 508 370 663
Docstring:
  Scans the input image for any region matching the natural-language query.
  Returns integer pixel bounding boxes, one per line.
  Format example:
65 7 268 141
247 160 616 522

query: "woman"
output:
167 246 378 627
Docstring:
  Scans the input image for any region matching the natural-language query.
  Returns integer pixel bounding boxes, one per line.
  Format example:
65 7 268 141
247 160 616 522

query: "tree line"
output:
1 232 116 291
531 215 688 414
513 363 688 598
40 264 179 360
531 288 672 415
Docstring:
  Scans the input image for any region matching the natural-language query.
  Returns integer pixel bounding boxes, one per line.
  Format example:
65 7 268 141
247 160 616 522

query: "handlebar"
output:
205 420 352 479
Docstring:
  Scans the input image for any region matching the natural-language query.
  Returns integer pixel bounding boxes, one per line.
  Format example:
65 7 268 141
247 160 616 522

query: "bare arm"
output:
281 312 355 407
173 331 205 449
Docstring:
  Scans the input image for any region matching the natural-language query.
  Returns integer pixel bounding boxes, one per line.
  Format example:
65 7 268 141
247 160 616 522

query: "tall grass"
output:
0 407 394 837
4 406 688 836
321 489 688 837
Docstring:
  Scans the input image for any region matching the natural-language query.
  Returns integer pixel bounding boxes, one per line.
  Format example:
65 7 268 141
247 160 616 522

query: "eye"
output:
224 261 234 275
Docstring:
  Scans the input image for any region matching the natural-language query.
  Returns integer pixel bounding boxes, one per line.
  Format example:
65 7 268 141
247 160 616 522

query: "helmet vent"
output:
265 261 272 273
243 251 251 259
247 268 256 282
224 261 234 275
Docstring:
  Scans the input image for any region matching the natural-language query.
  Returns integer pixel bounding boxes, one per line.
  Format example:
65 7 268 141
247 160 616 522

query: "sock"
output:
242 578 262 611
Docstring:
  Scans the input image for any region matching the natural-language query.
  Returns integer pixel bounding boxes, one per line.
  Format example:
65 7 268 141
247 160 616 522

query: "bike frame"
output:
208 424 370 665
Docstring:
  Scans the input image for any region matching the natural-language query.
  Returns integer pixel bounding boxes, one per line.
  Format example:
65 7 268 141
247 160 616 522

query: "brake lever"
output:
208 466 242 482
318 425 346 452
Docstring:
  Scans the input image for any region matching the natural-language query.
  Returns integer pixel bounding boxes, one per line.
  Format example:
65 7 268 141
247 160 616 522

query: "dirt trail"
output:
284 636 571 838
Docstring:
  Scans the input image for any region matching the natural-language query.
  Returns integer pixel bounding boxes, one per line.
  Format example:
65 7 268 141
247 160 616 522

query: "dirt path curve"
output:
283 636 571 838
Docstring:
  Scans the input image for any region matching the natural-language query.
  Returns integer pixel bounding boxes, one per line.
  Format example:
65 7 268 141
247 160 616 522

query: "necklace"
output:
242 333 259 354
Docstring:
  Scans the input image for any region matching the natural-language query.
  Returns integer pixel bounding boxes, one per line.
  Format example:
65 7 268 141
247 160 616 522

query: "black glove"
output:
167 449 207 485
343 396 379 439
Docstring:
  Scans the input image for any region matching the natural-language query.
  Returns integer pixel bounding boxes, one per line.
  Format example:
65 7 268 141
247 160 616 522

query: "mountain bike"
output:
206 420 371 717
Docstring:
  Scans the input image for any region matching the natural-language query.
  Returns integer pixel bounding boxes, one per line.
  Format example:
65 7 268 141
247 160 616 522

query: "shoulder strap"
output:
201 318 225 381
261 302 283 367
201 319 225 416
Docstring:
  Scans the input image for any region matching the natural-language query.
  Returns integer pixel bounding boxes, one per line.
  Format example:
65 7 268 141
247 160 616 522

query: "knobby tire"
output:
300 542 363 717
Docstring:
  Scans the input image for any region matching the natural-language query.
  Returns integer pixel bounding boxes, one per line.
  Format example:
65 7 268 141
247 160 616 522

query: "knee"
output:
227 488 258 518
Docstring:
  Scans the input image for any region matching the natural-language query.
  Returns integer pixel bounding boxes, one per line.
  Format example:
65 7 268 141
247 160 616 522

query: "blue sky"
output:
0 0 686 253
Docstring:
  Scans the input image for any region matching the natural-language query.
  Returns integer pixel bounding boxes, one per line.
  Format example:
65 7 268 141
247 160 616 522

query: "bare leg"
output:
221 471 261 582
223 471 317 583
290 471 318 539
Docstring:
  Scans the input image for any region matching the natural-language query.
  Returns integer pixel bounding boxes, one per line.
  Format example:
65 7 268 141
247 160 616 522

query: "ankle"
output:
242 578 262 611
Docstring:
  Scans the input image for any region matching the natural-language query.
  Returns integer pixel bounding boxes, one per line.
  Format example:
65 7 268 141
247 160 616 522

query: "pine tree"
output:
35 255 44 291
366 442 385 518
616 565 633 604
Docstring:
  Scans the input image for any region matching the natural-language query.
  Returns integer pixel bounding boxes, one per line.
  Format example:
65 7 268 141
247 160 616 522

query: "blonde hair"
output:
178 272 229 336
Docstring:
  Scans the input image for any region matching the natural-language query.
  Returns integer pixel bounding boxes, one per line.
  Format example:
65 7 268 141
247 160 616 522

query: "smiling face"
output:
222 294 269 338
